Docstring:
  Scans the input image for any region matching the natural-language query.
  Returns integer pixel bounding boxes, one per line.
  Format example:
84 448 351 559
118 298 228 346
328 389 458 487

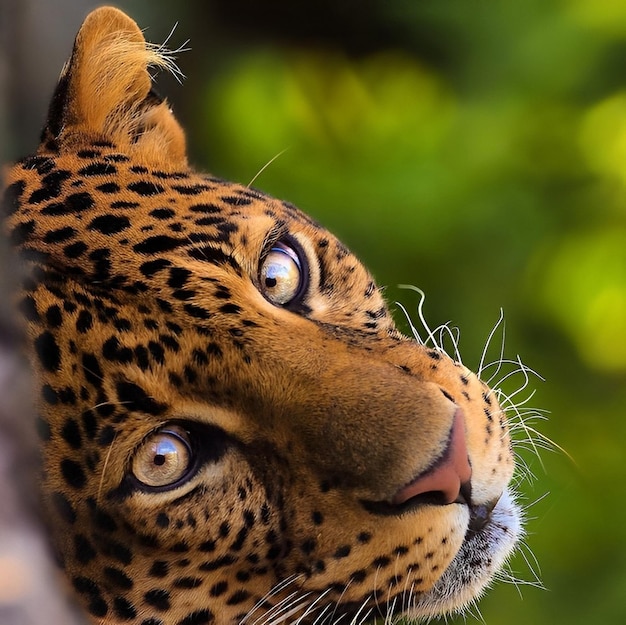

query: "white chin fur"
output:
405 488 522 620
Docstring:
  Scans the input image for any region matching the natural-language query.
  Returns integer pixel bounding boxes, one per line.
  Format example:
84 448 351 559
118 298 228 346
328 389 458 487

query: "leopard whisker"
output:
247 148 290 188
96 430 119 503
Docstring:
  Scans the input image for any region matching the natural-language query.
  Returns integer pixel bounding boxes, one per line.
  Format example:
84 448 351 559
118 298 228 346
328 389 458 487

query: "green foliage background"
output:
16 0 626 623
129 1 625 623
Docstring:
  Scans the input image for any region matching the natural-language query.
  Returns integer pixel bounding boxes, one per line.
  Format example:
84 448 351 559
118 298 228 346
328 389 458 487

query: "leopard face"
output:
3 7 521 625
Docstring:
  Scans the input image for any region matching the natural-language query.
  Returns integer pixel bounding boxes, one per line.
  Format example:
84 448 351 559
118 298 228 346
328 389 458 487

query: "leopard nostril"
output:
392 408 472 506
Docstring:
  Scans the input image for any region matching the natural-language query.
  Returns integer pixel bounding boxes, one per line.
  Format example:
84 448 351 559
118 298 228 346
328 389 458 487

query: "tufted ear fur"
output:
41 6 187 168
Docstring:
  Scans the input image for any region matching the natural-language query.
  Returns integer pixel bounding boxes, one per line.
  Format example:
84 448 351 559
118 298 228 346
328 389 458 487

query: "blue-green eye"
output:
259 241 303 305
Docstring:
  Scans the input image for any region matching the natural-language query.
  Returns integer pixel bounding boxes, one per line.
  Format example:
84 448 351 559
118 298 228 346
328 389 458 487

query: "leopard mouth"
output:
414 488 522 616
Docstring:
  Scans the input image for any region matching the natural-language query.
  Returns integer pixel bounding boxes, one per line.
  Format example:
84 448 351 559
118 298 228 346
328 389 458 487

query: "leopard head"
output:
3 7 521 625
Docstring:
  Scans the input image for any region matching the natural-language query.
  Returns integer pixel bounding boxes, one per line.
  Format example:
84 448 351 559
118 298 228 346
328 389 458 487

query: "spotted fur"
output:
3 7 521 625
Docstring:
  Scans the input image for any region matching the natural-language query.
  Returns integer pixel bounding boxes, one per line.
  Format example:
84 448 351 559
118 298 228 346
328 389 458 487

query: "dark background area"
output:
1 1 625 623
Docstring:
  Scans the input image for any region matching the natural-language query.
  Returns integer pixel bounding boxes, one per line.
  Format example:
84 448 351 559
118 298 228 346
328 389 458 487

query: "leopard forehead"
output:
3 7 521 625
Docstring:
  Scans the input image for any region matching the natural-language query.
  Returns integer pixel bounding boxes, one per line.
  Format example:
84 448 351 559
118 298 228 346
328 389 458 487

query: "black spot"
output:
135 346 150 371
96 182 120 193
173 577 203 589
63 241 88 259
3 180 26 215
193 215 224 227
221 195 252 206
44 191 94 215
140 258 172 278
334 545 351 559
52 491 76 524
172 184 211 196
76 310 94 333
81 409 98 440
144 589 171 610
230 527 249 551
82 352 103 387
44 226 77 244
150 208 175 219
88 247 113 281
113 597 137 620
21 156 55 173
152 170 190 180
42 384 58 405
198 540 216 552
356 532 372 545
226 589 251 605
184 304 212 319
88 214 131 235
116 381 166 415
34 331 60 371
440 388 455 403
97 425 116 447
99 538 132 564
78 162 117 176
148 341 165 365
176 609 214 625
103 567 134 590
156 298 173 313
301 539 316 555
28 170 71 204
72 576 108 617
198 555 236 572
10 219 36 245
166 321 183 335
61 418 82 449
149 560 169 578
156 513 170 528
312 511 324 525
76 150 101 159
74 534 97 564
172 289 195 301
57 386 76 405
133 235 185 254
186 246 241 272
168 267 192 289
209 581 228 596
219 303 241 315
44 304 63 328
60 459 86 488
350 569 367 583
111 201 139 209
102 336 133 364
19 295 40 322
189 203 221 214
128 181 164 196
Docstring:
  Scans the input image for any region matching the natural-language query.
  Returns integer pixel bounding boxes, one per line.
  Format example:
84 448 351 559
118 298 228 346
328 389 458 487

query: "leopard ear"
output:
42 6 187 168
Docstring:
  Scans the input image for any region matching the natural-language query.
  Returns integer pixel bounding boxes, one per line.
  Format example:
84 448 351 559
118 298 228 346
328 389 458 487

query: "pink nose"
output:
392 408 472 506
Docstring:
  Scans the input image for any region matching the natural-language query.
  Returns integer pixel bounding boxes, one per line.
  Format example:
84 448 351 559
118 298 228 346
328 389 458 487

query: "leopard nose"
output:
392 408 472 506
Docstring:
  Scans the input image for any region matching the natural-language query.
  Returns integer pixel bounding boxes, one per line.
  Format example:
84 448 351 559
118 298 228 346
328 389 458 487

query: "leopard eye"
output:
259 241 304 305
132 425 193 489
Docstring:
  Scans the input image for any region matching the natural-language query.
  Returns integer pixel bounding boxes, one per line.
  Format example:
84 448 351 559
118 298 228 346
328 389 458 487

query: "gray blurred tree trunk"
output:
0 0 88 622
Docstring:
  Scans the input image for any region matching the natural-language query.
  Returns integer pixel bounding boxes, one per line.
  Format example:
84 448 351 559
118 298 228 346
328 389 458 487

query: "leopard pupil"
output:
154 454 166 466
265 277 277 287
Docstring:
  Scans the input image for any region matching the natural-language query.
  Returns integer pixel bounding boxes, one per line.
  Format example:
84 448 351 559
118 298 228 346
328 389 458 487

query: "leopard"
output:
2 7 523 625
